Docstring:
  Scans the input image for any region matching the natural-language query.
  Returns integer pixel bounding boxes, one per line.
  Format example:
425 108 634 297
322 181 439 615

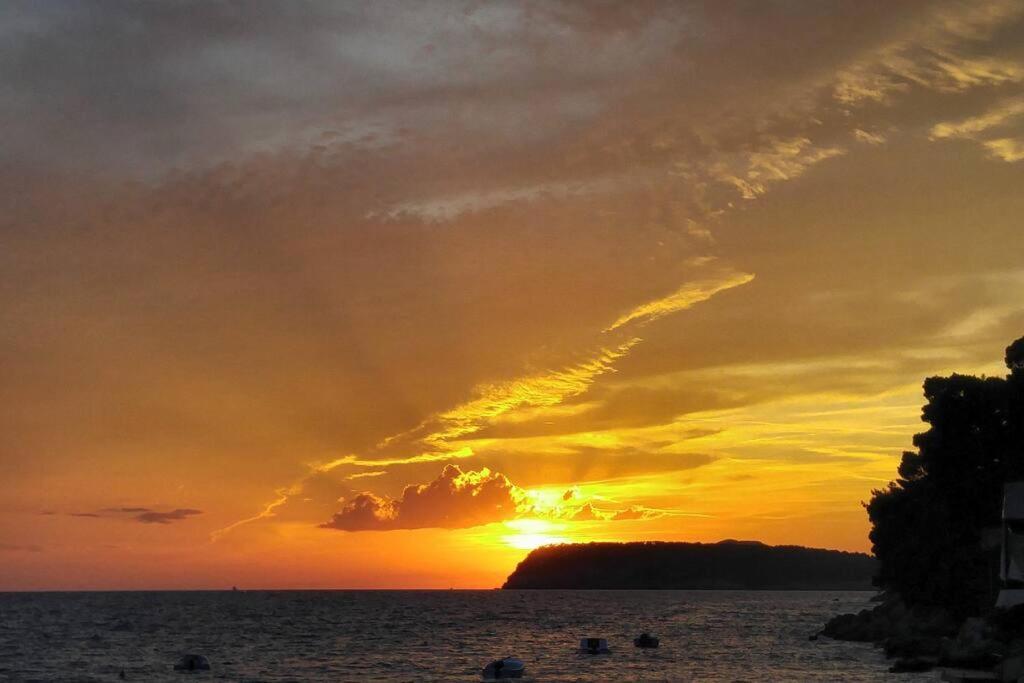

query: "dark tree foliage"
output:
867 335 1024 617
502 540 875 589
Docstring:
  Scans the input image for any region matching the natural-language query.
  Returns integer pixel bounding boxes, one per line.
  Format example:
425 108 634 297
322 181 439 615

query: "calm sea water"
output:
0 590 927 682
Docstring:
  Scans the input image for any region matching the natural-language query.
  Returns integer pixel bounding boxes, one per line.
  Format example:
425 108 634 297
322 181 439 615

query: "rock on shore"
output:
822 601 1024 673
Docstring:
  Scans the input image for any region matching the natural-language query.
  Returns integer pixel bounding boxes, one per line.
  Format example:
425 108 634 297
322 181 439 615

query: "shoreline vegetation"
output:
821 335 1024 676
503 540 875 590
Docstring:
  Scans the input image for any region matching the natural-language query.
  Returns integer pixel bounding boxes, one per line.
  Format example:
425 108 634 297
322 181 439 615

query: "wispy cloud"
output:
566 501 664 522
930 98 1024 139
982 136 1024 162
832 0 1024 105
135 509 202 525
346 470 387 480
425 340 641 445
315 447 476 471
369 176 634 223
930 97 1024 162
852 129 887 146
712 138 846 200
349 340 644 466
210 492 290 542
606 271 755 332
68 507 203 525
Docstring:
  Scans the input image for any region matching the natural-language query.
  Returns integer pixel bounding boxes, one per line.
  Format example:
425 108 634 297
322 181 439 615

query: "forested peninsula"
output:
502 540 876 590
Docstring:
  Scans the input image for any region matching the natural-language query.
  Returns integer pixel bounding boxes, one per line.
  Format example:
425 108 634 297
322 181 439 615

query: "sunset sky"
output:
3 0 1024 590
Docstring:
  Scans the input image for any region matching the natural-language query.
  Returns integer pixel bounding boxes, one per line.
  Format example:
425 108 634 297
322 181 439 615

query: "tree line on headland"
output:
503 540 876 590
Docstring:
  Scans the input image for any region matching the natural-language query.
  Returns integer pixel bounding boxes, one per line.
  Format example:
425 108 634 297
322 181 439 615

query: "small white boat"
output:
481 656 525 680
579 638 610 654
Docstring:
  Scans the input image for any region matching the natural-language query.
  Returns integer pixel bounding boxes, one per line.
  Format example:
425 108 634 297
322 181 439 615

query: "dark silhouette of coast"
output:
503 540 876 590
822 335 1024 676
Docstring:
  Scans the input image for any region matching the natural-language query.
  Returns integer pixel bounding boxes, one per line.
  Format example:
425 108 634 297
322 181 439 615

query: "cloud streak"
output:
831 0 1024 105
606 271 755 332
930 97 1024 162
134 509 203 525
69 507 203 525
713 138 846 201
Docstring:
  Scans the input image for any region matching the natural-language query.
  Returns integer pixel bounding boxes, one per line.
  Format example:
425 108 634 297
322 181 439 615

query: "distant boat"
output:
231 586 239 592
481 656 525 680
579 638 610 654
174 654 210 671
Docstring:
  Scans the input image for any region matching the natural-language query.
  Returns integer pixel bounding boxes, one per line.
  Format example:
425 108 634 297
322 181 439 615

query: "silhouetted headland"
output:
502 540 876 590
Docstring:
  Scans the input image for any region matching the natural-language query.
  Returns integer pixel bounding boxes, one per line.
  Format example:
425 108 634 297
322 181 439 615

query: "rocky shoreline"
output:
822 599 1024 676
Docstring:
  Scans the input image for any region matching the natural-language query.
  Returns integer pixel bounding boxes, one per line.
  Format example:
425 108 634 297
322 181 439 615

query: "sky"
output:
2 0 1024 590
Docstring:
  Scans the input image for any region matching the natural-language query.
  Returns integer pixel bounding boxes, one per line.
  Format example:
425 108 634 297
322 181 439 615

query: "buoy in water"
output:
634 633 659 648
579 637 610 654
481 656 525 680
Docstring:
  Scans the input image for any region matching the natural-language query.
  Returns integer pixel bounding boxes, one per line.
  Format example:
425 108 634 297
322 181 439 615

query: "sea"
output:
0 590 931 681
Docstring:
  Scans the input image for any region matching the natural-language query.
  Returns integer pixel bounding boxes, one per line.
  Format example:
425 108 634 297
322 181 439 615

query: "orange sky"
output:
3 0 1024 589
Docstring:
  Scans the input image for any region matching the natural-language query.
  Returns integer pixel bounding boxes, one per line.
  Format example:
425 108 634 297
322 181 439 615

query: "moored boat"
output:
579 638 610 654
482 656 525 680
